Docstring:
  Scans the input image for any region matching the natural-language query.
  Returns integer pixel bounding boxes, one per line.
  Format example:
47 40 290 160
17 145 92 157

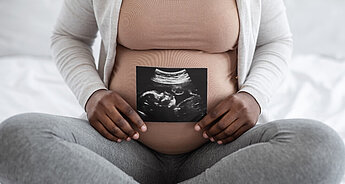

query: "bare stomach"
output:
109 44 238 154
131 122 209 154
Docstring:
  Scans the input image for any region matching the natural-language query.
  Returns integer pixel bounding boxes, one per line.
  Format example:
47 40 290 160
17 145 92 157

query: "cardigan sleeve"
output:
238 0 293 115
50 0 107 111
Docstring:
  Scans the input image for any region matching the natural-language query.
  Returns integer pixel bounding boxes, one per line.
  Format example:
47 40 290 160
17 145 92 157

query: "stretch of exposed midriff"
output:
108 44 238 154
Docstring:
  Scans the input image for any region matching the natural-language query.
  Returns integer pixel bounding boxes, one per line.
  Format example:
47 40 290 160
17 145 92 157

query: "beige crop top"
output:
109 0 240 123
117 0 239 53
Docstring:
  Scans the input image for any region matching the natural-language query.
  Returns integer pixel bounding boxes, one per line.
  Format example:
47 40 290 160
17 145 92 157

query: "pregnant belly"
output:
109 44 238 154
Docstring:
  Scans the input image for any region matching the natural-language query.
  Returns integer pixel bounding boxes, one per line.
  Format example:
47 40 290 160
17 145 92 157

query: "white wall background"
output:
1 0 345 59
0 0 101 61
284 0 345 59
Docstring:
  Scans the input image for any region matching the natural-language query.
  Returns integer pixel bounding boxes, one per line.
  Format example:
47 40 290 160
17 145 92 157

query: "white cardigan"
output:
50 0 293 124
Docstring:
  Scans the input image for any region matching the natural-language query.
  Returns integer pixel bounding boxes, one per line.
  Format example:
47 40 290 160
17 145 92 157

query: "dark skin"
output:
85 89 147 142
194 91 261 145
86 89 260 144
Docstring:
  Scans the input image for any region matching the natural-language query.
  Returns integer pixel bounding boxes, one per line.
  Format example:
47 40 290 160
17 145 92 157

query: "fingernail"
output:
117 139 122 143
210 137 215 142
132 132 139 140
194 124 201 131
141 125 147 132
126 137 131 141
217 140 223 144
203 131 209 138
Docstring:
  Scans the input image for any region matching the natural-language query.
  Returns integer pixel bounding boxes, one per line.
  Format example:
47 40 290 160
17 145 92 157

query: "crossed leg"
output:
0 113 165 184
177 119 345 184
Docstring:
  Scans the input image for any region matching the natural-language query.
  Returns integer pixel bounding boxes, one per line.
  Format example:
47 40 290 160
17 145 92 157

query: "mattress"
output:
0 55 344 183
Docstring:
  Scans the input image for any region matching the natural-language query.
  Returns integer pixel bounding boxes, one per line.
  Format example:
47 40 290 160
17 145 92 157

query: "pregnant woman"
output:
1 0 345 183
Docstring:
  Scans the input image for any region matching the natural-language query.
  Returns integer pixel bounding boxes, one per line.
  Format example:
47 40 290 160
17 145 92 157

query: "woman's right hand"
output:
85 89 147 143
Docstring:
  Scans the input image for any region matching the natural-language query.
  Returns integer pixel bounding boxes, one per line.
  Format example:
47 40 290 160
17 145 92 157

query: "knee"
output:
1 112 47 131
0 113 57 148
286 119 344 156
275 119 344 148
289 119 344 152
307 119 345 165
0 113 33 135
276 118 345 181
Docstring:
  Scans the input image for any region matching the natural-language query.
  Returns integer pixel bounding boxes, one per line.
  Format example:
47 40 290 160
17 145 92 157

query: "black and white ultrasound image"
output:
136 66 207 122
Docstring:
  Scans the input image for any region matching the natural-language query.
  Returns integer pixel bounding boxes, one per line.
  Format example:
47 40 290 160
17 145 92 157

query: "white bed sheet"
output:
269 55 345 141
0 55 344 183
0 56 84 121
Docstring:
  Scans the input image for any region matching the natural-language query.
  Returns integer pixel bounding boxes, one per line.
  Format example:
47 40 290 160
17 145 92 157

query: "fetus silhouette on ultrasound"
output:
136 66 207 122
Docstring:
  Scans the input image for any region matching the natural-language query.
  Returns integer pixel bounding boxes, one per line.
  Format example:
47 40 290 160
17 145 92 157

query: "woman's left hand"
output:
194 91 261 145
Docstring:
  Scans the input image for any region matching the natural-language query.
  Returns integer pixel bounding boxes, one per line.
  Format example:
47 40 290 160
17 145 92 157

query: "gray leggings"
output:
0 113 344 184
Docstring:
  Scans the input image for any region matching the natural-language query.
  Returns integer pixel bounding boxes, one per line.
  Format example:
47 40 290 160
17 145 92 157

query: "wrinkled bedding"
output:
0 55 344 183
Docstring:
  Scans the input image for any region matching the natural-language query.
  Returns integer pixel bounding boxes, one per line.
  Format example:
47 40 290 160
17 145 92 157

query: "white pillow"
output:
284 0 345 59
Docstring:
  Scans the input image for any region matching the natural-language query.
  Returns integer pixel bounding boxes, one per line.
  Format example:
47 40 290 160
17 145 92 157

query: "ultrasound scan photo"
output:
136 66 207 122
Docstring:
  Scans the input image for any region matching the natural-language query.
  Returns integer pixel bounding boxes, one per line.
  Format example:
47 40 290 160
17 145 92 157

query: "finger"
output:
195 99 230 131
213 118 243 141
218 124 250 145
204 110 238 139
107 108 139 140
114 95 147 132
90 120 122 143
98 112 129 140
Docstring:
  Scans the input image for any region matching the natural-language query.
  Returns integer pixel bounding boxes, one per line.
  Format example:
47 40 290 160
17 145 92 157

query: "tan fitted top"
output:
117 0 239 53
110 0 239 123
